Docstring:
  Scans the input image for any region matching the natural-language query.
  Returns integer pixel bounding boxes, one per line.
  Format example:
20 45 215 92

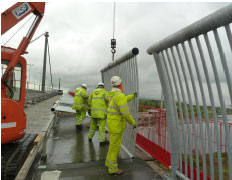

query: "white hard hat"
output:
111 76 122 87
81 84 87 89
97 82 104 87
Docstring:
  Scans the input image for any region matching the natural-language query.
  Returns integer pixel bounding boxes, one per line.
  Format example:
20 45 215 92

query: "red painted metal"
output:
136 133 171 168
1 3 45 144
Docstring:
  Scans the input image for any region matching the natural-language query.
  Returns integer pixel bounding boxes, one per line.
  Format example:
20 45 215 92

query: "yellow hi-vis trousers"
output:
76 110 86 125
105 132 123 174
88 118 106 142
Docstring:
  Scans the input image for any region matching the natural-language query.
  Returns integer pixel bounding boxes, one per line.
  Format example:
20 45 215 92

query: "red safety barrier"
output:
69 91 75 97
136 104 231 180
136 133 171 168
182 161 211 180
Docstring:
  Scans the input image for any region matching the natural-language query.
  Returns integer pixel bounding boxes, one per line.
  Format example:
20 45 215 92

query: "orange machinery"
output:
1 2 46 144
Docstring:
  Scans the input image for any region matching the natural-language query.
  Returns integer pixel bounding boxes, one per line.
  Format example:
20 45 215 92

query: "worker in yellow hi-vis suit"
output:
72 84 89 129
105 76 137 175
88 82 109 145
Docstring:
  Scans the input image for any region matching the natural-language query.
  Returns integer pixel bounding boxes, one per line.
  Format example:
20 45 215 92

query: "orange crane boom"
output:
1 2 45 143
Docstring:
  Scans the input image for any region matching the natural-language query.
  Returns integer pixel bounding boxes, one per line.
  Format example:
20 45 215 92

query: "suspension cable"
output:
111 2 116 61
47 40 53 89
3 15 34 46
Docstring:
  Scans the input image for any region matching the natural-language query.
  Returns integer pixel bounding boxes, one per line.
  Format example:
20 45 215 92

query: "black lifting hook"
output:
111 38 116 54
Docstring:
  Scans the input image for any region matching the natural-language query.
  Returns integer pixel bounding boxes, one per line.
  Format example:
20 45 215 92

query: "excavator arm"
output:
1 2 45 97
1 2 45 35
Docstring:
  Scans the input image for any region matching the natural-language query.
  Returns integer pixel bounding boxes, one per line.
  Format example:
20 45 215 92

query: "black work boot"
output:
76 125 83 130
110 169 124 176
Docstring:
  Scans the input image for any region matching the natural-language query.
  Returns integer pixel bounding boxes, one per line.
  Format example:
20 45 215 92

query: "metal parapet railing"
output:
101 48 139 159
147 4 232 180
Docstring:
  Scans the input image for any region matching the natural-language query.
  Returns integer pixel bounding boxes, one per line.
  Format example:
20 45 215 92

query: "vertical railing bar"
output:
169 47 194 180
126 60 132 153
122 62 126 146
132 57 137 154
122 62 128 147
177 44 200 180
225 25 232 52
182 42 207 180
189 39 214 180
128 59 133 153
130 58 134 154
213 29 232 105
131 58 136 153
132 56 139 154
196 35 223 180
125 60 132 153
120 63 127 147
162 50 188 176
204 33 232 180
161 50 183 173
153 52 179 178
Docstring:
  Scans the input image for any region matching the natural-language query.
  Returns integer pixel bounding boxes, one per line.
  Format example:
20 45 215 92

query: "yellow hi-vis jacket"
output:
72 87 89 111
88 88 109 119
107 89 136 133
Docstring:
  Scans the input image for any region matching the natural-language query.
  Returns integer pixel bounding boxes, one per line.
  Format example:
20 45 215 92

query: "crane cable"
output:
3 15 34 46
112 2 116 39
111 2 116 61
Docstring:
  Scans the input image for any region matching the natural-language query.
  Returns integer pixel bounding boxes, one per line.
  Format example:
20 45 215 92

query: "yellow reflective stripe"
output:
109 104 127 110
91 109 107 112
109 166 117 170
121 110 129 115
113 92 122 108
108 105 113 108
107 159 116 165
107 111 120 115
92 97 104 99
118 104 128 109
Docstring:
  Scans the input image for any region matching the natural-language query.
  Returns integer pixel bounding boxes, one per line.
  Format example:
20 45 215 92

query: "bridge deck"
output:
23 94 167 180
31 112 164 179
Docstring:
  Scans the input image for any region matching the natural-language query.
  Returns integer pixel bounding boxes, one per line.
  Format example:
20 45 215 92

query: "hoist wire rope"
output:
111 2 116 61
112 2 116 39
47 40 53 89
3 14 34 46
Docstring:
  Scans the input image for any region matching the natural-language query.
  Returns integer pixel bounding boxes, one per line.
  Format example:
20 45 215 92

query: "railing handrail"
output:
147 4 232 54
100 47 139 73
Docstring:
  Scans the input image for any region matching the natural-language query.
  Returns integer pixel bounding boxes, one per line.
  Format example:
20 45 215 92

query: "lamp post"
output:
38 72 42 91
27 63 34 89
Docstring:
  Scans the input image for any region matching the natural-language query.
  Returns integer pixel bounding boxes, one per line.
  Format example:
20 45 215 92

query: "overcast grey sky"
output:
1 1 231 105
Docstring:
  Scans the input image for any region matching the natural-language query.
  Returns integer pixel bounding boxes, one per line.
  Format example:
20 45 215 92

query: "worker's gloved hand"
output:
133 125 137 129
134 92 138 97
